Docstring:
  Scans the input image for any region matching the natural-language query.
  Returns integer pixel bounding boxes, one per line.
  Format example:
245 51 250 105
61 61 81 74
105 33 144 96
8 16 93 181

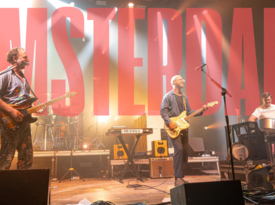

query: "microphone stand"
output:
0 64 18 76
199 66 235 180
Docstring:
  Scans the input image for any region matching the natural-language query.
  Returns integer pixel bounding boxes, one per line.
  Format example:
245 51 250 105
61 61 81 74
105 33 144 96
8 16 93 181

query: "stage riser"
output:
10 154 110 178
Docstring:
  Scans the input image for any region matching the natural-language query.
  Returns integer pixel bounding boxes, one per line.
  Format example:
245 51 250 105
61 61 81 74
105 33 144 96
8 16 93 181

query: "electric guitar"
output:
0 92 77 131
164 101 218 139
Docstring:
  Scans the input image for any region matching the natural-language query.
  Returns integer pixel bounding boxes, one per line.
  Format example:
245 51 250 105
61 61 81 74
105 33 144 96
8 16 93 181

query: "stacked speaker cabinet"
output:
149 157 174 178
170 180 244 205
152 140 169 157
113 144 129 160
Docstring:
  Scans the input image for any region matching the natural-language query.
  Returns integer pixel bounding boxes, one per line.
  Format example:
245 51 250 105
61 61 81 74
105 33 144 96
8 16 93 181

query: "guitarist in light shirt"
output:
249 92 275 122
0 47 45 170
160 75 208 186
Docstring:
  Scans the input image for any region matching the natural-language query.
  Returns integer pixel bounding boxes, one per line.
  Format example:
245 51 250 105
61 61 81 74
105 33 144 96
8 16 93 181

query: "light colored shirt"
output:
251 104 275 119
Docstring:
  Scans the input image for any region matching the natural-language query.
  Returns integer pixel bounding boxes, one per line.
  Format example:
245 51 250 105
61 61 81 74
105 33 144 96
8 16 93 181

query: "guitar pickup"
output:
175 121 181 126
180 117 186 123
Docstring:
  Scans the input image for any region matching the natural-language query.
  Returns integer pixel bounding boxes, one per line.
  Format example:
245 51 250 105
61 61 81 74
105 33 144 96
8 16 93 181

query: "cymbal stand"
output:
59 149 85 183
91 120 105 149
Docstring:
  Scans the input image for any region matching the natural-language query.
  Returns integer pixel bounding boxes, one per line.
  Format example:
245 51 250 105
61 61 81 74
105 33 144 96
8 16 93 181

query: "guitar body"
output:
0 98 38 130
164 101 219 139
0 92 77 131
164 111 190 139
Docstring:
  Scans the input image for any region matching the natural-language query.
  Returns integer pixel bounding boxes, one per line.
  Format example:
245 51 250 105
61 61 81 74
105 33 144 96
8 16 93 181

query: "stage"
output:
51 175 222 205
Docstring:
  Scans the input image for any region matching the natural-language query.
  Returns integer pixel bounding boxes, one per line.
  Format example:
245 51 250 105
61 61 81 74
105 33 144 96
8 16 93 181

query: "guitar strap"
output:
24 76 42 104
183 96 186 111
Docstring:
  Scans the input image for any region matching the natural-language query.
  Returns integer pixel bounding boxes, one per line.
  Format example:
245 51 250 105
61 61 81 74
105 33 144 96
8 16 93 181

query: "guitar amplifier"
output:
149 157 174 178
152 140 169 157
113 144 129 160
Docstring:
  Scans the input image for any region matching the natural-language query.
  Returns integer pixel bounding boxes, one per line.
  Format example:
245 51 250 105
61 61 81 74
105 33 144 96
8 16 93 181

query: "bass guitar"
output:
164 101 218 139
0 92 77 131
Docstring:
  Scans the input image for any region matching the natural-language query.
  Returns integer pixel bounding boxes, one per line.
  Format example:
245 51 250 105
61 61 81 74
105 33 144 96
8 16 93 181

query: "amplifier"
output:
113 144 129 160
149 157 174 178
152 140 169 157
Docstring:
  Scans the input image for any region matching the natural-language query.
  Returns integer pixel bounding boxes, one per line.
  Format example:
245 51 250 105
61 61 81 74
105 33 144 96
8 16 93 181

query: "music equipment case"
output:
219 159 269 182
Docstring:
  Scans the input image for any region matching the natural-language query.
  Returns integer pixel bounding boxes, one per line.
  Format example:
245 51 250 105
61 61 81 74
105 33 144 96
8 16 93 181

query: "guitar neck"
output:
27 94 68 114
184 108 203 121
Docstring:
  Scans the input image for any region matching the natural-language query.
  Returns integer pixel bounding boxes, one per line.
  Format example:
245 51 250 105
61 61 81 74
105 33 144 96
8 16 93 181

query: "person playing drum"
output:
249 92 275 122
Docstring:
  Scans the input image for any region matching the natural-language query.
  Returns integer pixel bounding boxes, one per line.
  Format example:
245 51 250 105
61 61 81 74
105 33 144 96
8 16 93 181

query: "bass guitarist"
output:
160 75 208 186
0 47 45 170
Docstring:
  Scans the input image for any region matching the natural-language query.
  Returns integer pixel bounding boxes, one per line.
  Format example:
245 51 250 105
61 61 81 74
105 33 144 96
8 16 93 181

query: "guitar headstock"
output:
207 101 218 107
66 92 78 98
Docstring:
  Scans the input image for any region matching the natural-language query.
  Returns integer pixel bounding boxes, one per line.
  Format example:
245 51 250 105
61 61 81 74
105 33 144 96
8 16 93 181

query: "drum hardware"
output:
257 118 275 165
33 115 56 151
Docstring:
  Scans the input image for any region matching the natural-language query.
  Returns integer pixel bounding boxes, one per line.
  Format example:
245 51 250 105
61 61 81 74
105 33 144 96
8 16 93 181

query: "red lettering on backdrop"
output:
87 8 115 115
227 8 259 115
0 9 20 69
264 8 275 97
24 8 47 115
186 8 222 115
52 7 85 116
148 8 182 115
118 8 145 115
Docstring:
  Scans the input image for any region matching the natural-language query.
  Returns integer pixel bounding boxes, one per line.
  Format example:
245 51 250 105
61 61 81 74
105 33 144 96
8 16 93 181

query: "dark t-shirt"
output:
175 95 184 113
0 68 31 105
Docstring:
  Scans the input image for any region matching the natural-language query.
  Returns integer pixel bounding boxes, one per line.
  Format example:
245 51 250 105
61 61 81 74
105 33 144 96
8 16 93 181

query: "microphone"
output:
22 61 29 66
195 63 206 71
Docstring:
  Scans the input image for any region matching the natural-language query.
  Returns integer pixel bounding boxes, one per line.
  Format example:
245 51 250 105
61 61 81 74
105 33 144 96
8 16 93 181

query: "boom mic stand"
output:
198 65 235 180
198 65 259 204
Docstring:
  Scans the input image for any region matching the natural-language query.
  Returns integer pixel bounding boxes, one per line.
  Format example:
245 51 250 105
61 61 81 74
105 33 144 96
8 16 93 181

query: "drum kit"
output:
33 114 81 151
230 118 275 163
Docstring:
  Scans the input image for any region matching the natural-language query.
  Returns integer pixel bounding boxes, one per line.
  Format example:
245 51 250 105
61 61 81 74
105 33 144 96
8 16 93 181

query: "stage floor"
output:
51 175 222 205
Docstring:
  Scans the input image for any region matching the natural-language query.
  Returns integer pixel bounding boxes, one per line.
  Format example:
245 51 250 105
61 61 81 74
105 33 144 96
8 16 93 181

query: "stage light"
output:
115 7 118 12
204 126 208 130
82 38 85 41
98 116 108 123
83 144 88 149
128 2 134 7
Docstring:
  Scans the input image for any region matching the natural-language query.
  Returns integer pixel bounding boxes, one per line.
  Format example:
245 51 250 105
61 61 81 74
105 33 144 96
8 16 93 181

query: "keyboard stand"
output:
116 134 144 183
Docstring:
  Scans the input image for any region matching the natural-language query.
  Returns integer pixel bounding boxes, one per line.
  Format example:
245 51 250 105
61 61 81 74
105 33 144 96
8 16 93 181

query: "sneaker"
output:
181 178 189 184
174 178 184 186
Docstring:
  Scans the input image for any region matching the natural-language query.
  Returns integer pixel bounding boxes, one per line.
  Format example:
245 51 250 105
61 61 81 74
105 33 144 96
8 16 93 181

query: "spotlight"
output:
83 144 88 149
128 2 134 7
204 126 208 130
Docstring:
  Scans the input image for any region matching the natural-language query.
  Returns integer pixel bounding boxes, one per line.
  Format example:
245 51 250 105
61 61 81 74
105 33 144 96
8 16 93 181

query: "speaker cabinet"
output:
170 180 244 205
152 140 169 157
114 144 129 160
149 157 174 178
0 169 51 205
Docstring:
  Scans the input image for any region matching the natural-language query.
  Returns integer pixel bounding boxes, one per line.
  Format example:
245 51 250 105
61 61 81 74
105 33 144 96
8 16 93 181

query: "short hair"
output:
6 47 25 64
261 92 272 99
171 75 184 86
